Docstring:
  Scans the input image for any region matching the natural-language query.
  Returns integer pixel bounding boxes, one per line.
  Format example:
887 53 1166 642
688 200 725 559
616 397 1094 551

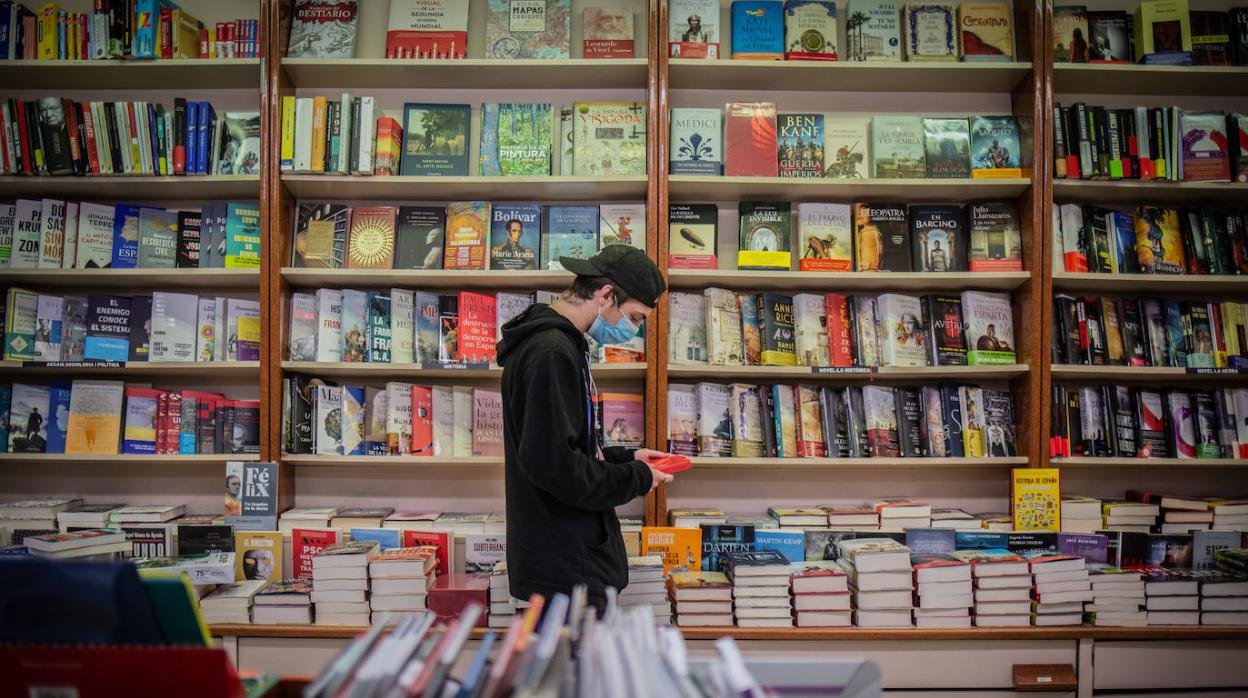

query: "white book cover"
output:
495 292 534 345
792 292 830 367
877 293 927 367
432 386 454 457
288 293 318 362
824 117 872 179
74 202 115 269
667 383 699 452
696 382 733 456
599 203 646 252
342 387 364 457
12 199 42 268
386 381 414 455
61 202 78 269
465 534 506 574
388 0 469 31
855 296 880 367
339 290 367 363
669 292 707 364
390 289 415 364
225 299 260 361
670 108 723 174
33 294 63 362
213 298 227 363
0 203 15 268
294 98 313 172
195 298 218 362
453 385 473 457
149 292 199 362
356 97 376 175
314 384 344 455
37 199 65 269
315 289 344 363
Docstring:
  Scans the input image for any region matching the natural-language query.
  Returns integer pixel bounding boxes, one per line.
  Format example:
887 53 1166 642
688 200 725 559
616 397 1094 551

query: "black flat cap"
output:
560 246 667 308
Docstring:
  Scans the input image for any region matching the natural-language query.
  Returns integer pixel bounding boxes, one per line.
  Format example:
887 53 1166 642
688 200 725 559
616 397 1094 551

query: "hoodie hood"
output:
496 303 588 367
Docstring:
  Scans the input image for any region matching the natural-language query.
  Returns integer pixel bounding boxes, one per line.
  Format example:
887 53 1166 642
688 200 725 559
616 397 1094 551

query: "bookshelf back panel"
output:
0 466 226 515
666 90 1016 120
49 0 263 28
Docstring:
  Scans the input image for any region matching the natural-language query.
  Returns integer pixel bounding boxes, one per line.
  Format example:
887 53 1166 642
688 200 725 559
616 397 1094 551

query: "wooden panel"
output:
2 59 262 90
0 269 260 290
0 175 260 200
281 58 648 89
667 60 1035 93
1053 64 1248 96
649 0 671 527
667 270 1032 292
1093 641 1248 690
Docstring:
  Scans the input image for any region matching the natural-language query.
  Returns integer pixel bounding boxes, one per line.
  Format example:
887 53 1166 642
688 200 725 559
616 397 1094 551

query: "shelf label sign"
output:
811 367 872 375
1186 368 1248 375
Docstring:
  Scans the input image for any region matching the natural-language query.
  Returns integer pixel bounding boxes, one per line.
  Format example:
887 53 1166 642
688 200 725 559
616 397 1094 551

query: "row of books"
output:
0 1 259 60
667 381 1016 459
1051 384 1248 462
291 200 643 271
3 288 259 363
0 381 258 456
1052 1 1248 65
1065 492 1248 535
668 0 1016 63
1053 104 1247 182
1 199 260 270
0 97 258 177
1056 204 1248 275
288 288 643 367
282 375 643 458
675 288 1016 368
1052 294 1248 369
287 0 636 61
281 97 644 178
672 106 1023 180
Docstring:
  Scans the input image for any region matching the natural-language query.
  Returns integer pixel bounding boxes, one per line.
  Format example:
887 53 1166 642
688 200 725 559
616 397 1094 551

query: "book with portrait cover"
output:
583 7 635 58
292 203 349 269
984 389 1016 456
797 203 852 271
738 202 792 270
668 0 721 58
401 103 471 176
394 206 445 269
489 204 541 270
853 203 909 271
778 113 825 177
961 290 1015 365
877 293 927 367
910 205 967 272
668 204 717 269
485 0 571 59
796 384 826 457
346 206 396 269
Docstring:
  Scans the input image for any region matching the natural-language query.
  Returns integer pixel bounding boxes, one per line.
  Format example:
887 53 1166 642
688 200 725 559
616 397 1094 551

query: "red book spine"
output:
724 103 778 177
198 27 208 58
155 392 168 455
169 392 182 452
125 101 139 170
0 105 11 174
233 19 242 57
410 385 433 455
823 293 855 367
456 291 498 364
14 100 33 175
62 98 83 172
159 7 172 59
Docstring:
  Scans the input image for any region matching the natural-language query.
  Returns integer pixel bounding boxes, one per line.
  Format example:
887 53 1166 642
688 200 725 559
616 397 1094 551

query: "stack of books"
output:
953 548 1032 627
790 560 850 628
368 546 437 613
929 509 983 531
1200 564 1248 625
56 503 126 532
1061 496 1104 534
1087 567 1147 627
1212 502 1248 531
1139 566 1200 626
911 552 972 629
838 538 914 628
669 570 733 627
199 579 270 624
252 579 313 625
621 555 670 622
311 540 379 626
824 505 879 531
0 497 81 545
876 500 932 531
278 507 338 534
1102 501 1159 533
24 529 131 560
1130 492 1214 534
488 561 514 629
1027 552 1091 626
726 550 793 628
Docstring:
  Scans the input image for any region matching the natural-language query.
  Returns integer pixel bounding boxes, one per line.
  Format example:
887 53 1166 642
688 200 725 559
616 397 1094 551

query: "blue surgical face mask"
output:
588 300 639 345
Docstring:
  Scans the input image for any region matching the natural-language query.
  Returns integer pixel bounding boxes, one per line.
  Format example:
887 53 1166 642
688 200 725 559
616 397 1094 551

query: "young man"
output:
496 246 672 612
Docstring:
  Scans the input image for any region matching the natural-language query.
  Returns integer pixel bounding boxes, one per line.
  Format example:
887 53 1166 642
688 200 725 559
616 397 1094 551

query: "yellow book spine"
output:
280 96 296 171
37 5 59 60
207 28 216 58
310 96 327 174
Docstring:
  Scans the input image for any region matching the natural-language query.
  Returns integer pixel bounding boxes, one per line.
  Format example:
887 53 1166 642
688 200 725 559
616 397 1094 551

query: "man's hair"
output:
566 275 630 305
507 219 522 229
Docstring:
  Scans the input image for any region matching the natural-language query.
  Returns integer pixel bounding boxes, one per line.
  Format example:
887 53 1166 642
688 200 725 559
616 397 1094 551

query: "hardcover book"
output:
697 382 734 456
668 204 718 269
823 116 871 178
863 385 900 457
286 0 359 58
705 287 745 365
793 293 830 366
962 290 1015 365
480 103 552 176
922 118 971 178
485 0 571 59
401 103 471 176
1134 206 1184 274
1011 468 1060 531
760 293 797 366
346 206 396 269
542 205 598 270
905 3 957 60
729 383 765 457
599 203 646 252
1053 5 1089 62
583 7 634 58
785 0 838 60
1180 110 1232 182
797 203 853 271
724 102 779 177
847 0 901 60
959 1 1013 60
738 202 792 270
444 201 489 270
572 101 646 176
489 204 541 270
731 1 784 59
669 293 708 364
923 295 967 365
910 205 967 272
877 293 927 367
84 294 131 362
394 206 445 269
671 108 724 175
970 115 1022 178
967 202 1023 271
292 203 349 269
669 0 721 58
386 0 469 59
1087 10 1133 62
871 115 925 178
853 203 909 271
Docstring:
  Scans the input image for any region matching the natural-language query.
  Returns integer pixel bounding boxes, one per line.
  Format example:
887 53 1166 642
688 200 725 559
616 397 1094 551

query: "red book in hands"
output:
649 455 693 475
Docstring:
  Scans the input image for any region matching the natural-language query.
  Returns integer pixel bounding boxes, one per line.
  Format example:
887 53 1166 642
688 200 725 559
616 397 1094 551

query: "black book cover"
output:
1050 385 1066 456
761 387 777 458
1191 10 1232 65
176 211 202 268
438 295 459 364
1118 298 1149 366
1079 386 1110 456
176 524 235 555
1201 206 1235 274
70 100 88 175
325 101 340 172
701 524 756 573
1080 296 1107 365
231 402 261 454
7 99 25 175
1055 295 1080 364
1231 8 1248 65
292 376 315 454
394 206 447 269
1119 108 1138 178
1134 388 1169 458
843 387 868 458
820 387 849 458
759 293 796 364
846 294 862 367
127 295 152 362
939 383 964 457
922 294 967 366
909 205 967 272
1232 209 1248 273
1087 11 1134 62
1065 387 1085 457
1178 208 1206 274
984 389 1016 457
1082 205 1113 273
25 101 47 175
1214 389 1236 457
104 102 123 174
1093 106 1111 177
895 387 924 457
1107 385 1137 457
1005 532 1057 555
350 97 363 172
84 294 132 361
854 204 908 271
36 98 72 175
1074 102 1092 178
1106 110 1123 175
1193 390 1221 457
218 403 235 456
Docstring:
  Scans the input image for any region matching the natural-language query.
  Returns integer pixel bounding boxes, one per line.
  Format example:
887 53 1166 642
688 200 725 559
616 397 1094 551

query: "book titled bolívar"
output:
785 0 838 60
872 115 925 178
738 202 792 270
671 108 724 175
401 103 471 176
669 204 718 269
731 1 784 59
853 203 909 271
572 102 646 176
962 290 1015 365
583 7 634 58
778 113 824 178
443 201 489 270
846 0 901 60
287 0 359 58
669 0 720 58
797 203 852 271
970 115 1022 178
905 3 957 61
386 0 468 59
489 204 541 270
486 0 571 59
724 102 778 177
959 1 1013 60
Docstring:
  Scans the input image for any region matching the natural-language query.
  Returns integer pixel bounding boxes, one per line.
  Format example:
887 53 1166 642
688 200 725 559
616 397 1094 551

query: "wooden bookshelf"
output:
0 453 261 465
0 268 261 290
1053 457 1248 469
667 270 1031 292
3 58 262 90
1052 271 1248 294
1052 179 1248 206
667 175 1033 202
666 60 1035 93
280 455 503 467
280 175 649 201
1050 365 1248 382
0 361 261 378
281 362 646 380
666 364 1029 381
0 175 261 200
1052 63 1248 96
687 456 1029 470
280 268 573 290
280 58 649 89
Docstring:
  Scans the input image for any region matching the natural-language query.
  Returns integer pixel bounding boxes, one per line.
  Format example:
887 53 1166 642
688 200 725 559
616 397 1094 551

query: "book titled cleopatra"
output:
443 201 489 270
668 204 718 269
853 203 908 272
738 202 792 270
1011 467 1060 531
958 1 1013 60
346 206 396 269
725 102 779 177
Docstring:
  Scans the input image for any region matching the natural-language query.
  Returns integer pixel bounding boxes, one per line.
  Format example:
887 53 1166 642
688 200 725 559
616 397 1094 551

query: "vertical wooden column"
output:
1037 0 1056 468
645 0 672 527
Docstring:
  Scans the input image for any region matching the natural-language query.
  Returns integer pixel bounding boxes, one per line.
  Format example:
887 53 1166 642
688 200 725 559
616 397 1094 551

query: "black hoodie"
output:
495 303 651 604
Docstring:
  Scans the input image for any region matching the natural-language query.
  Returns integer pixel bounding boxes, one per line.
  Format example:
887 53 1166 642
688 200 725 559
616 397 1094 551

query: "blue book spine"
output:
110 205 144 268
479 104 502 176
904 527 956 553
186 102 199 174
770 385 787 457
0 384 9 452
0 2 13 60
953 530 1009 550
44 381 71 454
939 383 964 457
755 530 804 562
731 1 785 58
57 11 65 59
350 527 401 550
133 0 160 58
199 102 215 176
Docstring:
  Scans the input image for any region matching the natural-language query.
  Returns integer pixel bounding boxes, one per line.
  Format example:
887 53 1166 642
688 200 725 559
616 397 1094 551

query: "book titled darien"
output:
970 115 1022 178
968 202 1023 271
1180 111 1232 182
489 204 541 270
847 0 901 60
785 0 838 60
905 3 957 60
287 0 360 58
669 0 721 58
738 202 792 270
386 0 469 59
962 290 1015 365
797 203 852 271
959 1 1013 60
583 7 634 58
872 115 925 178
401 103 471 176
572 102 646 176
394 206 446 269
486 0 571 59
480 103 553 177
668 204 718 269
725 102 779 177
443 201 489 270
1011 467 1060 531
778 113 824 178
731 1 784 59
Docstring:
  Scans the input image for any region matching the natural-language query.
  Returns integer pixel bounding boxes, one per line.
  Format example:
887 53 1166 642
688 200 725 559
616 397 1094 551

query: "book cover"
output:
777 113 824 178
287 294 318 363
61 297 88 362
959 1 1013 60
910 205 966 272
823 116 871 178
729 383 765 457
793 293 830 366
489 203 541 270
697 383 733 456
1087 10 1133 62
485 0 571 59
340 386 364 456
668 204 718 269
962 290 1015 365
292 203 349 269
346 206 396 269
571 101 646 176
367 293 392 364
110 204 152 270
83 294 131 362
853 296 880 367
797 203 852 271
853 203 909 271
984 389 1016 456
785 0 838 60
667 384 700 455
1134 206 1184 274
923 295 967 366
1011 468 1060 531
922 118 971 178
62 380 122 455
127 295 151 362
583 7 634 58
176 211 202 268
223 203 261 270
235 531 283 582
286 0 359 58
871 115 925 178
670 107 724 175
292 528 338 580
8 384 50 453
701 524 756 572
967 202 1023 271
149 292 198 362
36 198 65 269
970 115 1023 178
602 391 644 449
339 290 367 363
481 102 553 176
438 295 460 364
314 384 344 455
759 293 796 366
121 386 161 455
471 388 503 456
877 293 927 367
724 102 779 177
704 287 744 365
641 526 703 573
599 203 646 252
847 0 902 60
3 289 37 361
33 294 62 362
737 202 791 270
457 291 497 364
905 3 957 60
385 382 414 455
385 0 469 59
314 289 343 363
824 294 856 367
393 206 446 270
796 384 826 456
1180 110 1232 182
74 202 115 268
668 0 721 58
863 385 900 457
541 205 598 270
1053 5 1089 62
1133 0 1193 62
444 201 489 270
401 103 471 176
669 293 708 364
960 385 986 456
732 1 784 59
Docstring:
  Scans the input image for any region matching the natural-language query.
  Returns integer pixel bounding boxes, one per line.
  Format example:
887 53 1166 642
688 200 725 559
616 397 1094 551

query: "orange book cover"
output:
310 96 327 173
641 526 703 574
374 117 403 176
411 385 434 456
